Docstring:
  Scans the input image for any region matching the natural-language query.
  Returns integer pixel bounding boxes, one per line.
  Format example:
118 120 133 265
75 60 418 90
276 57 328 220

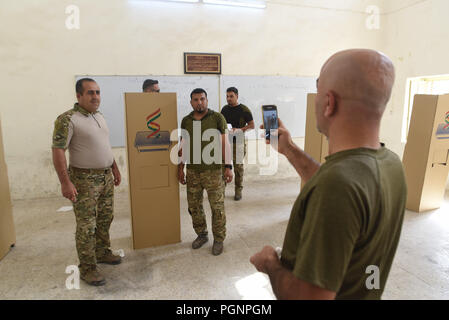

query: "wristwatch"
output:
224 164 233 170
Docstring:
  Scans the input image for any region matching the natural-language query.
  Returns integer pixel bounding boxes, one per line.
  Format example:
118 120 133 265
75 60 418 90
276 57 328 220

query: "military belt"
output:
70 166 112 175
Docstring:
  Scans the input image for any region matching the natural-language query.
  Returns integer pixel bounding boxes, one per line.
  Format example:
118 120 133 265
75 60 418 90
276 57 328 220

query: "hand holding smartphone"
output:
262 105 279 140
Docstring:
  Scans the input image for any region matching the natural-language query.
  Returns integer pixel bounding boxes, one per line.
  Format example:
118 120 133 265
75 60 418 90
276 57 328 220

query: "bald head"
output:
318 49 395 114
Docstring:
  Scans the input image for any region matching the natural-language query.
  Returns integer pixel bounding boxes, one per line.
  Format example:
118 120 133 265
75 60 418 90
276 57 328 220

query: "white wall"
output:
0 0 411 200
380 0 449 157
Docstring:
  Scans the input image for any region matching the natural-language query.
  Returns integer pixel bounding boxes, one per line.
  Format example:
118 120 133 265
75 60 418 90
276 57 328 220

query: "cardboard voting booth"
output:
403 94 449 212
0 117 16 261
124 93 181 249
302 93 329 189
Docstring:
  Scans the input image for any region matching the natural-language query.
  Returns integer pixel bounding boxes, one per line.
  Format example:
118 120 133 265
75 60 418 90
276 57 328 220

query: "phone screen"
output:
263 106 279 140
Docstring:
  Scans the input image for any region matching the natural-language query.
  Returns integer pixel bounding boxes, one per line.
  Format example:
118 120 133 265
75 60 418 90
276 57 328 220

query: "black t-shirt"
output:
220 104 253 129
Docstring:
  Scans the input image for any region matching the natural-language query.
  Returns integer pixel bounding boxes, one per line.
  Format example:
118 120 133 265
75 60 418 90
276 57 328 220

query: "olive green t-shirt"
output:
180 109 227 171
280 146 407 300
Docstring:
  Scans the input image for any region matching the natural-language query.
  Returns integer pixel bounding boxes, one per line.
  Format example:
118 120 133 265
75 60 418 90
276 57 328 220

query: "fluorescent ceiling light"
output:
130 0 200 3
164 0 200 3
203 0 266 9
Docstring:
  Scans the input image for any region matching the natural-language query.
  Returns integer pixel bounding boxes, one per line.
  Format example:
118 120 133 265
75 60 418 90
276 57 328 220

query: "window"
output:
402 75 449 142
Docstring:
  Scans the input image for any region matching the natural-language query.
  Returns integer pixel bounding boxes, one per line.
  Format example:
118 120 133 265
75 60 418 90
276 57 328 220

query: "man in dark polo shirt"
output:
220 87 254 200
52 78 122 286
250 49 407 299
178 88 233 256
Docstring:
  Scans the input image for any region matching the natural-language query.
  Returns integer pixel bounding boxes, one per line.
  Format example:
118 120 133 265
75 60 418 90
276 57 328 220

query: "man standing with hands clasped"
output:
250 49 407 299
52 78 122 286
178 88 233 256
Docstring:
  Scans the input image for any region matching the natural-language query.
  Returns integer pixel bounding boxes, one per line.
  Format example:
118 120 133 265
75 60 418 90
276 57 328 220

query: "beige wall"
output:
4 0 448 200
380 0 449 190
0 0 383 199
380 0 449 157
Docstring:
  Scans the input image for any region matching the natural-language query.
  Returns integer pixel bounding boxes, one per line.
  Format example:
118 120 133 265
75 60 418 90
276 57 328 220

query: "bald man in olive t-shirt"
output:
250 49 407 300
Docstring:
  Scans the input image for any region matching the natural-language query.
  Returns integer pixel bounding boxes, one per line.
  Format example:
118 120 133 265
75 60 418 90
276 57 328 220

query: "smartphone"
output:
262 105 279 140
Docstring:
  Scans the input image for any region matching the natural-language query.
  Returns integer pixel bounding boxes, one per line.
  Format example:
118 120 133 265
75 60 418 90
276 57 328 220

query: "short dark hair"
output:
226 87 238 95
190 88 208 99
142 79 159 91
76 78 96 95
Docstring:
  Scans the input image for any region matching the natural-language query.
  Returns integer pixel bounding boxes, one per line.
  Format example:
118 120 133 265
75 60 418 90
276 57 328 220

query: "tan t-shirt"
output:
52 103 114 169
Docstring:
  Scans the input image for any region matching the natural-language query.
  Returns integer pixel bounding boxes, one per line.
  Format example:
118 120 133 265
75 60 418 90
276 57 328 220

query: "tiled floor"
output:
0 178 448 299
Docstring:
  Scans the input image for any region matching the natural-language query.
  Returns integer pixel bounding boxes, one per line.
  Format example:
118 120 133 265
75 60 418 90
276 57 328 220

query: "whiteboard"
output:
75 75 220 147
75 75 316 147
220 76 317 138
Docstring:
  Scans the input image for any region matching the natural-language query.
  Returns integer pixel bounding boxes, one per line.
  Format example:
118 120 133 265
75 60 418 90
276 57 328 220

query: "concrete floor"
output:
0 178 448 300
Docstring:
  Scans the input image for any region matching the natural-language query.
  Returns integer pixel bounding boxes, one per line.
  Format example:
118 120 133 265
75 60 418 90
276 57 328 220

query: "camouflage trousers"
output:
69 167 114 272
224 142 247 194
186 168 226 242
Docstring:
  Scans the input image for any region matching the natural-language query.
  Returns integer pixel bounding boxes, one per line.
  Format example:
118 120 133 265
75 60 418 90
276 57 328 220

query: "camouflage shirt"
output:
52 103 114 169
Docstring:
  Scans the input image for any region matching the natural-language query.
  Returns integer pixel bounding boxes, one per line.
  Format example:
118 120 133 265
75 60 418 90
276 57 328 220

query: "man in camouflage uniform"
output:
52 78 122 286
178 88 233 256
220 87 254 200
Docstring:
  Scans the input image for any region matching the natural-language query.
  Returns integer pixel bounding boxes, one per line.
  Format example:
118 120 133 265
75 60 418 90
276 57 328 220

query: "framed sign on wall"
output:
184 52 221 74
